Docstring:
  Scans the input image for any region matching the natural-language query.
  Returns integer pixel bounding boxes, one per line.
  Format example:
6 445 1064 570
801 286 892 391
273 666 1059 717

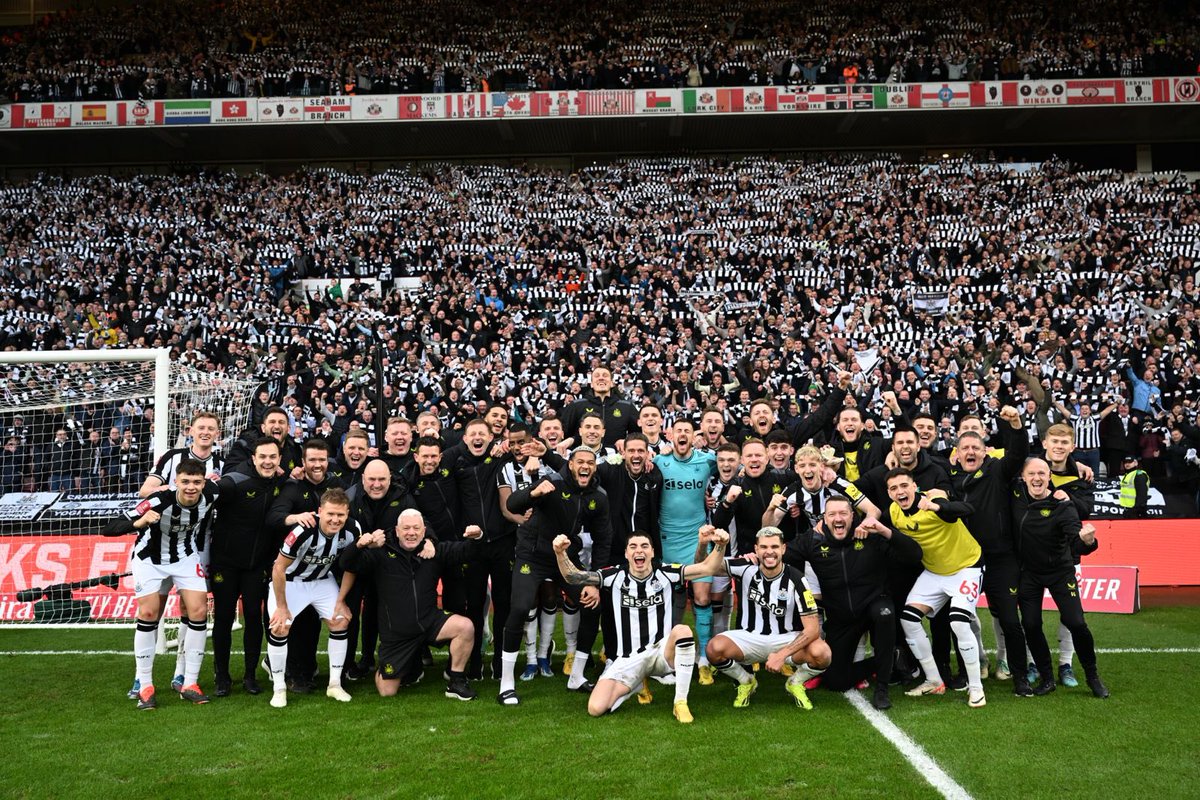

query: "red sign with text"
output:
0 534 143 621
979 565 1140 614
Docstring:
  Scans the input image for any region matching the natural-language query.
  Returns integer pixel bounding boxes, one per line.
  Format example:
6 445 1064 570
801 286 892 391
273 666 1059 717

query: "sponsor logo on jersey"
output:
664 478 708 491
390 500 399 507
246 491 257 498
561 492 572 499
622 592 665 608
748 586 788 617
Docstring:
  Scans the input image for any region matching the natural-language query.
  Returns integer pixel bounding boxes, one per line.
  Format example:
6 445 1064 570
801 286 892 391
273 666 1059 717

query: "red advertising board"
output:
978 565 1140 614
0 534 141 621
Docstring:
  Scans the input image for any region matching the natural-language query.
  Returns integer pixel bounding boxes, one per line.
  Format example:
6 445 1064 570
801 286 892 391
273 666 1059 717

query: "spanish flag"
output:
82 104 107 121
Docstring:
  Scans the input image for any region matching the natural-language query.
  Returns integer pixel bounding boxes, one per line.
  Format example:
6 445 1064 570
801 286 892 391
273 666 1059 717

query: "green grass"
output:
2 609 1199 800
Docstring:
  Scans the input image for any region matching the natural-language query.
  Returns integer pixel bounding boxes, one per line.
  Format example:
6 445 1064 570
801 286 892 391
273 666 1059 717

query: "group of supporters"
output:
4 0 1198 103
107 365 1113 719
4 156 1200 514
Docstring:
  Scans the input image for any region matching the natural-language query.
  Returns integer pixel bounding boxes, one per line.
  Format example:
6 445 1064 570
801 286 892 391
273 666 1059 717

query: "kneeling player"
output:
552 528 731 723
705 526 831 710
266 489 359 708
104 459 219 710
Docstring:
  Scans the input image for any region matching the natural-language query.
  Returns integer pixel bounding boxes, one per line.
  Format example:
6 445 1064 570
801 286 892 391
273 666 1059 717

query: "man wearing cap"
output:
1118 455 1149 518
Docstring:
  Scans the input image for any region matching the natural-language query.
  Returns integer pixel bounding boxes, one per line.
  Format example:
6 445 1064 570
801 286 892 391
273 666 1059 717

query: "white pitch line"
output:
845 689 975 800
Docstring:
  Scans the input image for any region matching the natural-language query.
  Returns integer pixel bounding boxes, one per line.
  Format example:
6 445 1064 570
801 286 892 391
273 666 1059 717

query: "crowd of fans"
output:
2 0 1199 102
1 153 1198 506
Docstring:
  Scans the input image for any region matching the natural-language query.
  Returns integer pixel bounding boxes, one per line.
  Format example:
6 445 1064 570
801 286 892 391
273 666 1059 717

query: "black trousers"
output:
465 536 515 678
502 553 598 658
889 561 923 677
979 552 1026 671
286 606 321 682
343 572 379 668
822 595 897 691
1020 568 1097 677
210 564 269 681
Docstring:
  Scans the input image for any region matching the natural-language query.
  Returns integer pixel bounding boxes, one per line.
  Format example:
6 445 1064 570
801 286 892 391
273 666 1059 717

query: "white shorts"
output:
599 640 673 690
907 567 983 616
711 575 731 594
714 628 799 664
132 555 208 598
268 578 341 622
804 563 822 598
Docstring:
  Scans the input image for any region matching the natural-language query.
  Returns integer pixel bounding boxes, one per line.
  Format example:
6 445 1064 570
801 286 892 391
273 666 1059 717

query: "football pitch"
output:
2 606 1199 800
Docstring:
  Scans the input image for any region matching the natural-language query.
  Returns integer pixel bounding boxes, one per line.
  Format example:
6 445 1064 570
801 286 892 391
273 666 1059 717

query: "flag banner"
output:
12 103 72 128
637 89 676 114
764 86 799 111
115 100 162 126
214 98 254 123
0 105 10 129
1017 81 1066 106
304 96 351 121
396 95 426 119
873 84 919 109
161 99 211 125
490 92 531 118
824 84 873 110
73 102 114 127
1168 77 1200 102
970 82 1018 107
791 86 828 110
444 92 489 118
1065 80 1120 105
742 88 769 112
1122 79 1155 104
717 87 744 112
919 82 972 109
913 289 951 315
256 97 304 122
581 90 635 115
530 91 579 116
350 95 397 121
682 88 718 113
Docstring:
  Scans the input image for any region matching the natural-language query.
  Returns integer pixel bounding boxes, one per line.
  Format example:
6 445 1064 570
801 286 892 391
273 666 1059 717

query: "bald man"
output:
339 510 483 700
342 459 415 680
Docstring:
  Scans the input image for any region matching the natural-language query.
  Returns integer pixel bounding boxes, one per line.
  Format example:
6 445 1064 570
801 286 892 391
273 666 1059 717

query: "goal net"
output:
0 349 258 628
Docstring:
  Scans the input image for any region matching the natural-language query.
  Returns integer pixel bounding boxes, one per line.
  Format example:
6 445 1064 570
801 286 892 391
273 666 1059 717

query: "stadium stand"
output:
0 155 1197 499
2 0 1198 102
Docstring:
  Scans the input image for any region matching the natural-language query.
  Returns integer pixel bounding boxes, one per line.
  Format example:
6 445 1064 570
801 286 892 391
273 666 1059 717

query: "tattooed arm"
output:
551 534 601 586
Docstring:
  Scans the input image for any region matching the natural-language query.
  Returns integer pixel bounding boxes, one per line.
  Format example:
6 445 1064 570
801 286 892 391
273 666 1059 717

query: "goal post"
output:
0 348 258 628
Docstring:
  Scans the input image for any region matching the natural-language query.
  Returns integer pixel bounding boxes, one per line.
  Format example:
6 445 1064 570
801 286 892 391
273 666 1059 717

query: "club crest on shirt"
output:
612 408 621 417
854 540 864 550
520 563 531 575
1040 509 1051 516
588 499 597 510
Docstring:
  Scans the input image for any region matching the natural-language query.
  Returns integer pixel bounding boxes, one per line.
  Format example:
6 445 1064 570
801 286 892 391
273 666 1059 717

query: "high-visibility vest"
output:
1119 470 1145 508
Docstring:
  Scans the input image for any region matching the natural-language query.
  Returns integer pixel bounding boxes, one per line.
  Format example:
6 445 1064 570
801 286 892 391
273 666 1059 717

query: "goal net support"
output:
0 348 258 629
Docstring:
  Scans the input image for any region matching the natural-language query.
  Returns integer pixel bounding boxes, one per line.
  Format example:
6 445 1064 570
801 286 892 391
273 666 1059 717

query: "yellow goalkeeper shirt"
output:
889 503 982 576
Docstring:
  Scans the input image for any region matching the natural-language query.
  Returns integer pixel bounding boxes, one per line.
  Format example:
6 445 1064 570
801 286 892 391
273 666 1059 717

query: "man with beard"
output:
209 437 288 697
697 408 727 453
496 448 613 705
227 405 302 476
948 406 1032 696
1011 458 1108 698
790 496 922 709
705 526 829 710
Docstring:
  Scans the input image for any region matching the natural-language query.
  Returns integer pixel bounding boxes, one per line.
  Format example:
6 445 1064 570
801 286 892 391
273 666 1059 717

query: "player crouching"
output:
266 489 360 708
104 459 219 710
706 526 831 710
552 528 730 723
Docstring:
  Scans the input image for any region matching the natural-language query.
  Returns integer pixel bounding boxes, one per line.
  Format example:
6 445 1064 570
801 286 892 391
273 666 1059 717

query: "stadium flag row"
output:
0 78 1197 130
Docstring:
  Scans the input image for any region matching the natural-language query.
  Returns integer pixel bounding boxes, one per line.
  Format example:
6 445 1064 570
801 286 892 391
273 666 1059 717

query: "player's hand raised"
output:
531 479 556 498
552 534 571 553
698 524 716 542
724 485 742 503
1080 523 1097 545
